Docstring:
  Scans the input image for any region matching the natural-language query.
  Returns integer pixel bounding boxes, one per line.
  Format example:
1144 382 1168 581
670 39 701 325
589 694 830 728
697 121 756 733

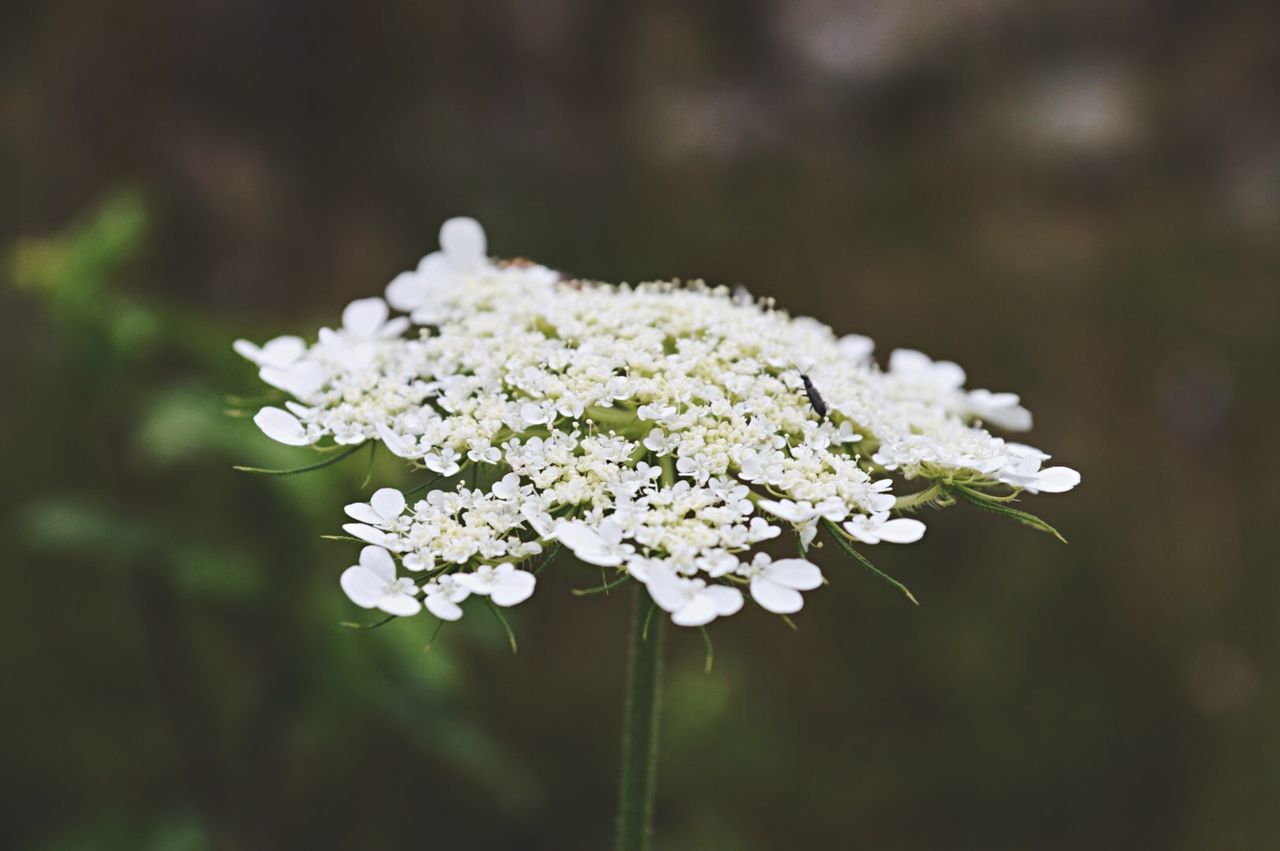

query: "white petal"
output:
342 298 389 337
750 577 804 614
340 504 378 532
642 429 668 453
234 335 306 367
521 505 556 537
370 488 406 522
644 569 690 613
837 334 875 360
321 331 374 371
869 493 898 513
671 596 719 627
1031 466 1081 493
747 518 781 541
597 519 625 547
814 497 848 522
358 545 397 582
415 251 449 276
933 360 966 388
340 567 385 608
888 348 932 375
697 552 738 578
380 316 411 338
253 406 313 446
757 499 812 523
551 519 597 548
978 391 1019 406
553 521 621 567
766 559 824 590
451 572 495 595
385 270 427 311
284 400 311 418
1007 442 1050 462
972 392 1033 431
425 593 464 621
258 335 307 367
232 339 261 362
439 217 486 270
444 583 471 604
342 523 392 547
623 558 650 583
519 402 547 425
259 361 327 399
704 585 744 617
842 520 880 545
377 593 421 617
576 548 623 567
876 518 927 544
402 552 431 572
489 570 536 607
491 473 521 500
376 423 419 459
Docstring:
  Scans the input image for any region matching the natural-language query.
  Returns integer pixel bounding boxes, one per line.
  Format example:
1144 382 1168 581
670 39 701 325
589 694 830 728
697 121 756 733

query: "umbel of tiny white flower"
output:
234 217 1080 632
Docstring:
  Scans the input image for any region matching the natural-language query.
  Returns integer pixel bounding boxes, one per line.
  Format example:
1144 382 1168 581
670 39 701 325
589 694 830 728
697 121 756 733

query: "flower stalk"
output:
616 586 664 851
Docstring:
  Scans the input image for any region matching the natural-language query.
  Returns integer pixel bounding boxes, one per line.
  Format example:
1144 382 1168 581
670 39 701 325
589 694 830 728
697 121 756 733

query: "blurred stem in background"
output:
616 587 664 851
6 194 537 849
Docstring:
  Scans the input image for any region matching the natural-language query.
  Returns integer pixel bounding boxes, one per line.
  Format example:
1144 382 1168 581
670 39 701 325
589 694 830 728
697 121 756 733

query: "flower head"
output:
237 217 1079 629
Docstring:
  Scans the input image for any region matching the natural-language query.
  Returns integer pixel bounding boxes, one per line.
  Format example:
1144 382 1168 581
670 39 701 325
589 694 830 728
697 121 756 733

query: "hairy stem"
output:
893 482 942 510
616 586 664 851
587 404 642 431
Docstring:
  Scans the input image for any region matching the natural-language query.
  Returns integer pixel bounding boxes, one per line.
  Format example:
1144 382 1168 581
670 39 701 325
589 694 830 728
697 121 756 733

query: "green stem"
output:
572 573 632 596
587 404 640 430
821 519 920 605
893 483 941 510
659 455 675 487
616 586 664 851
233 442 365 475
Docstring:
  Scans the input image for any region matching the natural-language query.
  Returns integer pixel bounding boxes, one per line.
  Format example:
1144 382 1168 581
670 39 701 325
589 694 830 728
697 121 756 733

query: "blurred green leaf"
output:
136 385 252 463
20 496 264 599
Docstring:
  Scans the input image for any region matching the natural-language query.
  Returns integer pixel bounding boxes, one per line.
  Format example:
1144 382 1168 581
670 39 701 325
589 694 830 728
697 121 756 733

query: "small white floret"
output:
422 575 472 620
645 568 744 627
553 519 632 567
439 217 487 271
843 513 926 545
340 546 421 616
452 564 536 607
745 554 824 614
344 488 406 527
253 406 316 446
233 335 306 368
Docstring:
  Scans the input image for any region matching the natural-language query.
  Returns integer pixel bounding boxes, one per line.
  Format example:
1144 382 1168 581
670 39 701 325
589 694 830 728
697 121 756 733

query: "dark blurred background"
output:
3 1 1278 849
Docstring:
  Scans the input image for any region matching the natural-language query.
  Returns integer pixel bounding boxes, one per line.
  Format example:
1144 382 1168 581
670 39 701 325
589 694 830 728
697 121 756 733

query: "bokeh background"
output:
3 2 1278 849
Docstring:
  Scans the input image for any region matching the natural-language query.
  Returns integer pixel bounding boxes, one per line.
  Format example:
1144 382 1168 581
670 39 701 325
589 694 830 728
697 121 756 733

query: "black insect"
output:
799 373 828 418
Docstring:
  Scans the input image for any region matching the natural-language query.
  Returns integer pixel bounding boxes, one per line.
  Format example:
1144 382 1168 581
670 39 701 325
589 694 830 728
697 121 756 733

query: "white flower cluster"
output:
236 218 1079 628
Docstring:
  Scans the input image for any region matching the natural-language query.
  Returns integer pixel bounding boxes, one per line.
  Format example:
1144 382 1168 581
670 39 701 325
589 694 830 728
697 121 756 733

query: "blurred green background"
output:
3 2 1278 849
